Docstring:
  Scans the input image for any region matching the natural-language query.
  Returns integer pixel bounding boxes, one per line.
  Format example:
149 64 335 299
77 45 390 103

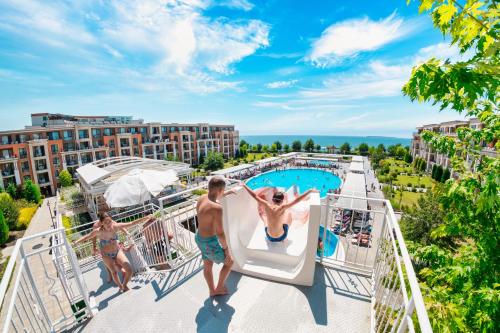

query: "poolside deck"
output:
75 257 372 333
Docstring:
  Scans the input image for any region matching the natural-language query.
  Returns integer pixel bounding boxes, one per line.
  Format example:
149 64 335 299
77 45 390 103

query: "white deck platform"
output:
76 258 371 333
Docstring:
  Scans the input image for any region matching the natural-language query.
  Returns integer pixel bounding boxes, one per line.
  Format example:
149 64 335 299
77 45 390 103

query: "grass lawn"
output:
394 174 434 188
381 158 413 174
246 153 272 162
391 191 423 209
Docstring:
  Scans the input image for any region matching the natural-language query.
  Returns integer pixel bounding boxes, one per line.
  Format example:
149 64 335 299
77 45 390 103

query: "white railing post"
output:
18 245 53 331
61 230 93 318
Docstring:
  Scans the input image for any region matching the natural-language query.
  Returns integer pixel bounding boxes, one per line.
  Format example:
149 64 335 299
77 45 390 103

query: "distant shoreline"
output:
240 135 411 148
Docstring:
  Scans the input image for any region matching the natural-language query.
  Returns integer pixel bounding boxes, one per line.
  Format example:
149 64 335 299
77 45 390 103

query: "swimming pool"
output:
307 159 332 166
246 168 341 197
317 225 339 257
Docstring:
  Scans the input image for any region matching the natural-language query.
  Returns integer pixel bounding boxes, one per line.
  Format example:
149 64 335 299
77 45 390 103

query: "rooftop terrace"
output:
0 155 432 333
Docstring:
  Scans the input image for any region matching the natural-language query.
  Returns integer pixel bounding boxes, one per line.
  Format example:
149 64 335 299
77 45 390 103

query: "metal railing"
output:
0 228 93 333
317 194 432 333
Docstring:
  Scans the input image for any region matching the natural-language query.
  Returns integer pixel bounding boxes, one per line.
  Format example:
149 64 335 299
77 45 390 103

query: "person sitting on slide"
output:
242 184 317 242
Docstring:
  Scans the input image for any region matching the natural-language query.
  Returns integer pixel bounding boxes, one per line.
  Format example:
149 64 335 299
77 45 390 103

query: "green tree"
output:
435 165 443 182
404 153 413 164
303 138 315 152
340 142 351 154
0 212 8 245
59 169 73 187
240 143 248 157
239 139 248 148
262 145 269 153
315 144 321 152
23 180 41 203
291 140 302 152
283 144 290 153
395 146 407 159
203 152 225 171
377 144 386 153
251 144 258 152
402 1 499 331
431 164 437 180
274 141 282 152
400 186 447 245
387 144 398 156
358 143 369 155
441 168 451 182
270 143 278 153
6 183 17 199
256 143 263 153
0 193 19 229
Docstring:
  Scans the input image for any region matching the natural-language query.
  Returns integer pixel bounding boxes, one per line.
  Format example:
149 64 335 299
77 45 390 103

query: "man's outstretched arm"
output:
242 184 270 206
282 189 318 210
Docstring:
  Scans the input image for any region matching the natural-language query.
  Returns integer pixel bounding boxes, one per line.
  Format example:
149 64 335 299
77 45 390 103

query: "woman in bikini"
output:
73 212 152 292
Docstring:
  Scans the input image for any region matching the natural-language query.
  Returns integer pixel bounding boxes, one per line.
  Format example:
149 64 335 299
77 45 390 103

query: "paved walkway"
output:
77 262 371 333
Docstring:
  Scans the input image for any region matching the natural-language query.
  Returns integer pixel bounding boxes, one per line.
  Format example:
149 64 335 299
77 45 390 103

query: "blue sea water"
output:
240 135 411 148
246 168 341 197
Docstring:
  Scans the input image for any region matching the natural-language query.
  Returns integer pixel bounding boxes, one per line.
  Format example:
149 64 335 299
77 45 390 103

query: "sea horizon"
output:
240 135 412 148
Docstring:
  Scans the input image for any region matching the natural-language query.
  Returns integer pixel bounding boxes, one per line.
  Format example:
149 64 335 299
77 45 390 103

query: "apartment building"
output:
0 113 239 195
411 118 496 171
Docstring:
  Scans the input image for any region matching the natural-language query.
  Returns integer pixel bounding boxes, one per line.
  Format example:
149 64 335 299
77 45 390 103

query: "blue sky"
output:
0 0 467 137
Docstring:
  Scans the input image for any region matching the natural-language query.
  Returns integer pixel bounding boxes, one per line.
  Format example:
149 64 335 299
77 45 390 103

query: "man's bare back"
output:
196 195 223 238
262 204 293 238
243 184 317 241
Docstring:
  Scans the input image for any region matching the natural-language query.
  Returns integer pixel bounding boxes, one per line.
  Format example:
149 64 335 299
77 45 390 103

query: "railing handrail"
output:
326 193 432 332
0 227 66 312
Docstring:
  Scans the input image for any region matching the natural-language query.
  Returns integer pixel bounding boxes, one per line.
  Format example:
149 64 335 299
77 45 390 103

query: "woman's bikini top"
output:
99 233 118 249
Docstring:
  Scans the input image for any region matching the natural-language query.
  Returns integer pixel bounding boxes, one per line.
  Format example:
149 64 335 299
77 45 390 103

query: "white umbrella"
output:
104 168 179 208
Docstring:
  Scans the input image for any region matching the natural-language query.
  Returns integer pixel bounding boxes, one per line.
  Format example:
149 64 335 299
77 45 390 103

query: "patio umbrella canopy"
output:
104 168 179 208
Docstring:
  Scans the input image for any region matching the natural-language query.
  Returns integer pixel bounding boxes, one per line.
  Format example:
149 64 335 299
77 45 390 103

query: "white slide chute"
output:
222 186 321 286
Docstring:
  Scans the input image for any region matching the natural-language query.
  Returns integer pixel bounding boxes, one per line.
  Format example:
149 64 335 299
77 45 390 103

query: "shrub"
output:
192 189 208 196
0 212 8 245
203 152 225 171
17 206 37 229
407 182 412 187
0 193 19 230
62 215 73 236
23 180 41 204
59 169 73 187
6 183 18 199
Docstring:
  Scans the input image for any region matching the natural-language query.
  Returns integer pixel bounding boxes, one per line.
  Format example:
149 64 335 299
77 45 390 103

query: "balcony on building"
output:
35 160 48 172
37 172 50 185
119 138 130 148
33 146 46 158
78 130 90 140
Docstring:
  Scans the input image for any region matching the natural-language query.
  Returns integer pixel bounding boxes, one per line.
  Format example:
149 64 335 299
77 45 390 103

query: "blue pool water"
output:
307 159 332 166
246 168 341 197
317 225 339 257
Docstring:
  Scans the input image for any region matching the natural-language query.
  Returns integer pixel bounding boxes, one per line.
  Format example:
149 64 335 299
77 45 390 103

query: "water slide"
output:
222 186 321 286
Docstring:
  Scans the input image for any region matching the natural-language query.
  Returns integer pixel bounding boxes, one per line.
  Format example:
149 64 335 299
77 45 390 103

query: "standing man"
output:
195 177 235 297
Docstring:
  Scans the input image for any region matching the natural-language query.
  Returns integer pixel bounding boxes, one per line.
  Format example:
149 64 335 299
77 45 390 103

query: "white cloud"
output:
217 0 254 11
0 0 270 93
305 13 419 67
265 79 298 89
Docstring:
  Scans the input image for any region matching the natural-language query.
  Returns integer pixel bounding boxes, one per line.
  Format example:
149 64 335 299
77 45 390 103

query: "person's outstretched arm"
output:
282 189 318 210
242 184 270 207
115 214 153 231
74 229 98 245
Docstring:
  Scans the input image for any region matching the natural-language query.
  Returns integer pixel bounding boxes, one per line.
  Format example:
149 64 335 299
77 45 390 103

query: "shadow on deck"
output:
74 258 372 333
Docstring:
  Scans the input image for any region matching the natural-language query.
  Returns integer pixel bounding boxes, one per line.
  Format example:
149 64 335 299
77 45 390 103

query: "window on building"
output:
63 131 73 140
78 130 89 139
48 132 60 140
92 128 101 137
51 144 58 153
21 161 30 172
133 138 138 145
18 148 27 159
